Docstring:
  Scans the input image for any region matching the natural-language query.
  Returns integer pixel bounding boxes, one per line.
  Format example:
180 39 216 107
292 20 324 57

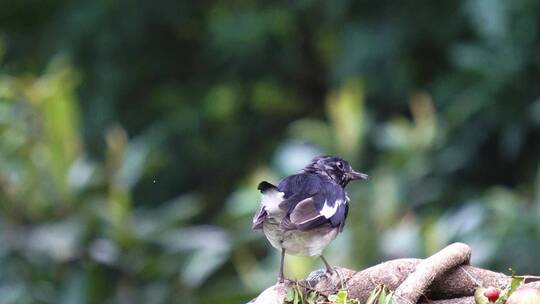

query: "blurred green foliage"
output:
1 1 540 303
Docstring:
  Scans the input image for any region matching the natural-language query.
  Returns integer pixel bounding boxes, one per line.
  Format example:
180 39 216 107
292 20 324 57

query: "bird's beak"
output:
348 170 368 180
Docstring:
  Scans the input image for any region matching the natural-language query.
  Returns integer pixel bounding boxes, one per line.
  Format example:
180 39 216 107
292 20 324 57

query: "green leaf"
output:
336 289 348 304
297 286 304 304
383 293 395 304
286 287 295 302
328 290 350 304
379 288 394 304
293 287 299 304
366 286 383 304
306 291 317 304
365 285 394 304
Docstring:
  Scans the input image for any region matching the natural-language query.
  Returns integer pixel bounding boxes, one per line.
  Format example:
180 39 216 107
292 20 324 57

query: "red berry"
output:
484 287 501 302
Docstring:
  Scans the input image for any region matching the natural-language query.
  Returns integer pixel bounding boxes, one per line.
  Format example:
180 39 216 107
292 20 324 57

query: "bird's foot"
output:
277 277 296 284
320 256 335 277
325 266 335 276
306 268 329 282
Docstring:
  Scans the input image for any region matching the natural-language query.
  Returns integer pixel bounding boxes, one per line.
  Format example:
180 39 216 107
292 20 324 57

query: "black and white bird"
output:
252 155 368 282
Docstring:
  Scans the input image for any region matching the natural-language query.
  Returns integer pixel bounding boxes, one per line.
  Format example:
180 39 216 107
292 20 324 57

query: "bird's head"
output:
303 155 368 187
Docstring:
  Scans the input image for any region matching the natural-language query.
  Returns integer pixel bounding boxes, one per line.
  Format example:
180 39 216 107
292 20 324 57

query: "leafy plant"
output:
286 284 306 304
328 289 360 304
365 285 394 304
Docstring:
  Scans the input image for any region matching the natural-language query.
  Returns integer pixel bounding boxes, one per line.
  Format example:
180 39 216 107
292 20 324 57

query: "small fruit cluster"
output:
484 287 501 303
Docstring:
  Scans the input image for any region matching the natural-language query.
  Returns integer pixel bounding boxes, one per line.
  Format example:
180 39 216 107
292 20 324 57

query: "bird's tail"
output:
257 181 277 193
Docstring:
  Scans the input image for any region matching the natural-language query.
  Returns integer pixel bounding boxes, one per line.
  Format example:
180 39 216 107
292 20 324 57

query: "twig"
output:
506 275 540 280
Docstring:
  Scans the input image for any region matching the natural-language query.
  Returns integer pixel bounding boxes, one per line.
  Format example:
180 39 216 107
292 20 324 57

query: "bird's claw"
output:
307 269 328 282
277 277 296 284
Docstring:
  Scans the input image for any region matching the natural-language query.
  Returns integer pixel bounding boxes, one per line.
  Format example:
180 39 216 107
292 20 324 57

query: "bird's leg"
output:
320 255 334 274
278 248 286 283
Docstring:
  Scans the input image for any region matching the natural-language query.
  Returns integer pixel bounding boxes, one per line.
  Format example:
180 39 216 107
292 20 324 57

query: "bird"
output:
252 155 368 282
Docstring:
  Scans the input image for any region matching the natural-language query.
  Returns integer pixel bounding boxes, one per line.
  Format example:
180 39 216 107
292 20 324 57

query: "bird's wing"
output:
327 188 349 231
276 174 349 231
277 173 321 211
286 196 329 230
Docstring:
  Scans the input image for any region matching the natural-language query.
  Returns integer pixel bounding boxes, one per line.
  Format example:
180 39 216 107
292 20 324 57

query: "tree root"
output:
251 243 540 304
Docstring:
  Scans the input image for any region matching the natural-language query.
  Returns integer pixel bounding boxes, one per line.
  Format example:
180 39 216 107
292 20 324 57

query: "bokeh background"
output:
1 1 540 303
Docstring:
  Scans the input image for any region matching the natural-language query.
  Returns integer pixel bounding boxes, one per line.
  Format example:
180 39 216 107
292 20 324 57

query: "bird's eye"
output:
336 161 344 170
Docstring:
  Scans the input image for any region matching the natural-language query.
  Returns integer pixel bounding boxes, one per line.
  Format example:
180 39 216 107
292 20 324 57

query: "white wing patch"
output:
320 199 344 218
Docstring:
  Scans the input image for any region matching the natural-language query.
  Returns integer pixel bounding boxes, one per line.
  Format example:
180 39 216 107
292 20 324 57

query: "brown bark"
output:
251 243 540 304
393 243 471 304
